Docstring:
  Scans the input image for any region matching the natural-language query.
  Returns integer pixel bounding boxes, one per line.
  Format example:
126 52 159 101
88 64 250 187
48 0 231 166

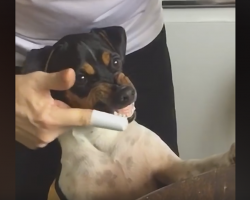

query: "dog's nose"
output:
119 87 135 102
113 86 136 107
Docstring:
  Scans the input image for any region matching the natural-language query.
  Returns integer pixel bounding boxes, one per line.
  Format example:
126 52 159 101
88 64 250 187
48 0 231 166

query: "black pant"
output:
15 25 178 200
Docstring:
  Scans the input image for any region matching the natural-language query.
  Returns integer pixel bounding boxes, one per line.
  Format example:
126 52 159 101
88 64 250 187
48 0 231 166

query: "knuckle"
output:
33 112 52 129
78 110 90 126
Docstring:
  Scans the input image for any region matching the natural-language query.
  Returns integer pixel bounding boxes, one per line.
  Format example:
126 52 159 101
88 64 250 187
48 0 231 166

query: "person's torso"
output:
16 0 164 66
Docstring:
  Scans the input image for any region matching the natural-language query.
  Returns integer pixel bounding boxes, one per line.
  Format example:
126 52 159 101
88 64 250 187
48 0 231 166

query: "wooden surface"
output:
137 165 235 200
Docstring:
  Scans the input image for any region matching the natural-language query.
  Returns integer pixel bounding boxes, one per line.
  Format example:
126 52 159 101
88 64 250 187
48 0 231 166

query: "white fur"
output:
56 121 235 200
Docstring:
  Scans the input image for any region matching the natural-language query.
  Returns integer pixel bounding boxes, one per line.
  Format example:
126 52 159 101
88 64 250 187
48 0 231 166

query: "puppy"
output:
22 26 235 200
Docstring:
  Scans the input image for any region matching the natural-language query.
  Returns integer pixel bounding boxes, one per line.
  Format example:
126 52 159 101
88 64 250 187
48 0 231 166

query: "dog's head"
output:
23 26 137 121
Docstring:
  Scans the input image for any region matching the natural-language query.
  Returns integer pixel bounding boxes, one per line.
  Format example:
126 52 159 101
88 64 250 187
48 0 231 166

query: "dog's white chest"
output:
57 122 159 200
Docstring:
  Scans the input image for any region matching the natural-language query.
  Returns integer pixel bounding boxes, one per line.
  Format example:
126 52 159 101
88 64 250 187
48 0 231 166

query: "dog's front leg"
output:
155 143 235 185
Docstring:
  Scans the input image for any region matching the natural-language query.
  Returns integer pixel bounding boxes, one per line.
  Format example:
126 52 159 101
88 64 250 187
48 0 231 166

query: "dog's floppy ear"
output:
91 26 127 61
22 46 53 74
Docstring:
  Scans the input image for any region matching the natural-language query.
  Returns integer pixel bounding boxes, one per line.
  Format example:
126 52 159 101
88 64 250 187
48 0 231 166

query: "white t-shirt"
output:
16 0 164 66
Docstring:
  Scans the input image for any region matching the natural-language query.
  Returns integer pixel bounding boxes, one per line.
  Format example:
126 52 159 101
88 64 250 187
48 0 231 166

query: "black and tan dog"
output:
22 26 235 200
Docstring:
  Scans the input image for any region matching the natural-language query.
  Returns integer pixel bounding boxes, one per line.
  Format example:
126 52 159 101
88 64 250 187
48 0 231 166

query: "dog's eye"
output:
76 74 87 84
113 58 121 67
77 75 85 80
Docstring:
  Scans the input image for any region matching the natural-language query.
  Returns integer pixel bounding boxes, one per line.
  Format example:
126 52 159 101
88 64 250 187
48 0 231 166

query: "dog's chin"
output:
127 110 136 123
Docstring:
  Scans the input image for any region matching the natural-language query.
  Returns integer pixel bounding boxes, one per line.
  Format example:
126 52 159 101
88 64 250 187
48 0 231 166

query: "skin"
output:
15 68 93 149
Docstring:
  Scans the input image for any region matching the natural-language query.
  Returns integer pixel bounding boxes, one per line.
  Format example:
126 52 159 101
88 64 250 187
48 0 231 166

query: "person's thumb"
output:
37 68 76 91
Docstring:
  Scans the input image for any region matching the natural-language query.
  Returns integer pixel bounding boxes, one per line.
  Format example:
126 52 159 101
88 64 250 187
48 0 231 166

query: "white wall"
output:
163 8 235 159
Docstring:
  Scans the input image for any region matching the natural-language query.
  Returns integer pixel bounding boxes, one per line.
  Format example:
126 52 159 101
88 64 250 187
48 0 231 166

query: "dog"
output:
22 26 235 200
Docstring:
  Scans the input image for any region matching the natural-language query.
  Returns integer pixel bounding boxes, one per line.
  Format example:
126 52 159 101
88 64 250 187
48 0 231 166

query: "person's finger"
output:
54 100 71 108
49 108 93 126
37 68 76 91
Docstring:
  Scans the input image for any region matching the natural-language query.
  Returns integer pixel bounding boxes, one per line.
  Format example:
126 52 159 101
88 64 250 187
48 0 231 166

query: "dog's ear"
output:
22 42 70 74
91 26 127 61
22 46 53 74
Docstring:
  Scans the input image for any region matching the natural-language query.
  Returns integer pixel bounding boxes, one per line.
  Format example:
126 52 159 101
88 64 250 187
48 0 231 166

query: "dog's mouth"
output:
69 71 137 122
92 84 137 122
113 102 136 122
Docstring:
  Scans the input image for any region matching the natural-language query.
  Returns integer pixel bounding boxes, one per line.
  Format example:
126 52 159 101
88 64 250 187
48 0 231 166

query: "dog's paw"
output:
227 142 235 165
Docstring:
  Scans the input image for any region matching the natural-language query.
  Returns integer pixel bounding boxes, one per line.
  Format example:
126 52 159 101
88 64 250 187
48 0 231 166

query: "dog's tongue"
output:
115 103 135 118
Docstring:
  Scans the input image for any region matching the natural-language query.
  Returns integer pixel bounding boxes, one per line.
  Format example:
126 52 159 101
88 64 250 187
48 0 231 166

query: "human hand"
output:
15 68 92 149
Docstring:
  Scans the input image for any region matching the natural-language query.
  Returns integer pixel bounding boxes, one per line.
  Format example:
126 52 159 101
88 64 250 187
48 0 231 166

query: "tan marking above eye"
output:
102 51 110 66
115 73 134 87
82 63 95 75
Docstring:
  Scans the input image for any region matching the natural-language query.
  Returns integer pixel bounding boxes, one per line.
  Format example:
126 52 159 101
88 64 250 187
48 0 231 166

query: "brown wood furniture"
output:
137 165 235 200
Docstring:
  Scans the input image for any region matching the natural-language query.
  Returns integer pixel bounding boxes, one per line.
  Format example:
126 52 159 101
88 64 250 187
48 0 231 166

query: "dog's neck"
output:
75 126 120 146
58 125 123 154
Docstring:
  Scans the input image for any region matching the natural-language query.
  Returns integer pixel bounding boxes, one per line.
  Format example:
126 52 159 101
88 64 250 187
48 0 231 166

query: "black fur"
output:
22 26 136 117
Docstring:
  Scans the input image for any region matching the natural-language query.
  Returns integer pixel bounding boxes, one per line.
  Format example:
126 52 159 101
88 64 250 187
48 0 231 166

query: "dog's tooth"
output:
114 111 129 118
